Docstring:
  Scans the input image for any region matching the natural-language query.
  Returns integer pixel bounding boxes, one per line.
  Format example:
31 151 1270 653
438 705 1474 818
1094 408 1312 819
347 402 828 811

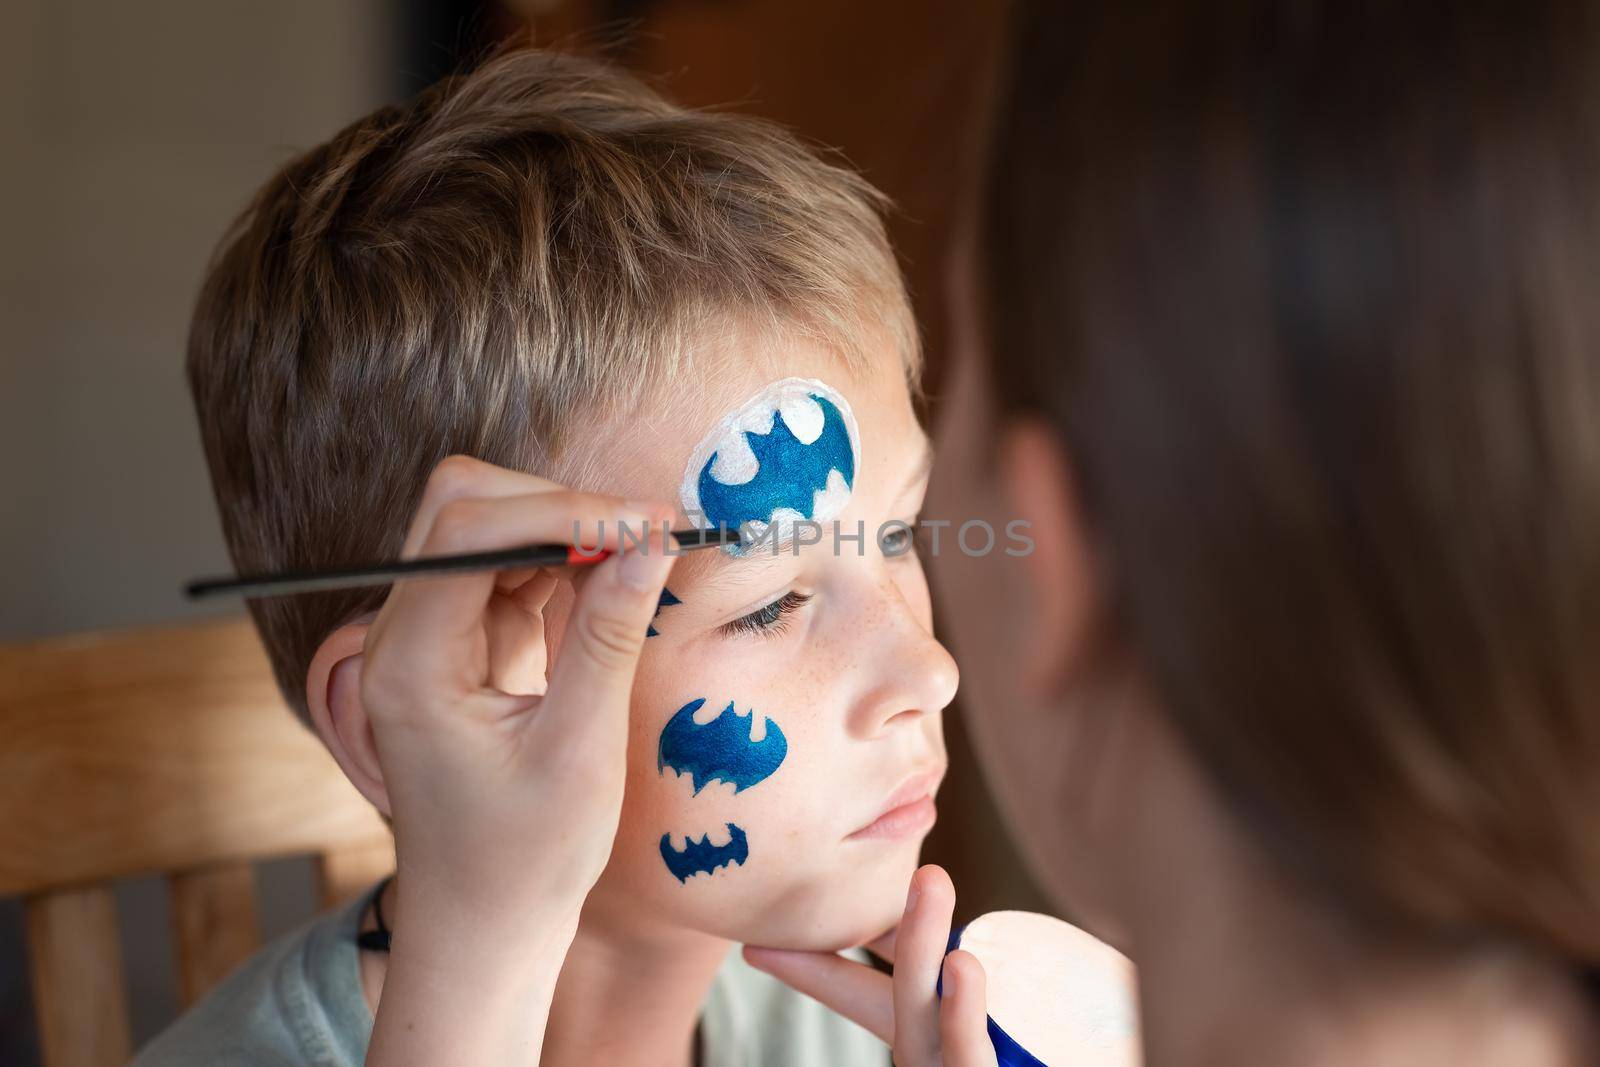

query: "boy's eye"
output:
880 519 922 559
879 522 915 557
719 591 813 638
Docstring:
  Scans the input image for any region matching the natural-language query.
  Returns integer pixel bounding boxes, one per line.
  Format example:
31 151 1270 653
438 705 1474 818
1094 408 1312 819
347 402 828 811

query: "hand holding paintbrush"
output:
236 456 686 1065
185 520 735 600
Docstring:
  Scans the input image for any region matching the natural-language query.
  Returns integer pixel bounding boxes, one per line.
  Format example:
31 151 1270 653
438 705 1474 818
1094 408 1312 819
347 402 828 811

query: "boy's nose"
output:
845 589 960 740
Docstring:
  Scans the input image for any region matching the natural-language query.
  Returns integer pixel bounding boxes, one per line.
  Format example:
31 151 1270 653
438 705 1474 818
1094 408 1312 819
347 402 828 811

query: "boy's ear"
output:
999 418 1101 697
305 621 391 817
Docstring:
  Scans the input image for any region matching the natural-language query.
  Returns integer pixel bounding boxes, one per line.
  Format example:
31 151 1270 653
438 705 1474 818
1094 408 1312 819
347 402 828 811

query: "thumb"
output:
543 530 677 735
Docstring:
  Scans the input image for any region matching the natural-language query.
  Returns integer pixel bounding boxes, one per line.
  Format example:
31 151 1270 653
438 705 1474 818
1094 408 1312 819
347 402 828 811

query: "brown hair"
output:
188 44 915 722
984 1 1600 964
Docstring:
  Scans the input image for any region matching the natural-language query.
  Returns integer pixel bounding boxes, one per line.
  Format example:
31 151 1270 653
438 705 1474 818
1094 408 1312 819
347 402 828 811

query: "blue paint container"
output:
940 911 1140 1066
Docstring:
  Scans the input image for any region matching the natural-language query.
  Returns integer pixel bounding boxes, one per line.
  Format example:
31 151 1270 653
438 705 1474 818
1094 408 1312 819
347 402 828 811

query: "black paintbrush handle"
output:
183 527 737 601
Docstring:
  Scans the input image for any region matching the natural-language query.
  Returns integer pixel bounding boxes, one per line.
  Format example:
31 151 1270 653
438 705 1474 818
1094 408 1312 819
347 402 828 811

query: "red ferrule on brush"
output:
565 545 614 566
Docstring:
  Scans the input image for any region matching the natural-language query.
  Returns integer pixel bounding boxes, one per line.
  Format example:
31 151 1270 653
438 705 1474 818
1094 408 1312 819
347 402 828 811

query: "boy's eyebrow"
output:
672 544 794 597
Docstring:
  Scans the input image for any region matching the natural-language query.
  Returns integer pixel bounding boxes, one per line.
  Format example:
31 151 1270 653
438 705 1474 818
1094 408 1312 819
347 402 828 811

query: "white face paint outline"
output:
679 377 863 546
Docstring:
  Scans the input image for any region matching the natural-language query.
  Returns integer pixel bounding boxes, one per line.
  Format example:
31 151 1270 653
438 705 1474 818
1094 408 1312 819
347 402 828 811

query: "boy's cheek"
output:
606 761 924 951
617 665 896 917
616 721 835 884
625 727 826 851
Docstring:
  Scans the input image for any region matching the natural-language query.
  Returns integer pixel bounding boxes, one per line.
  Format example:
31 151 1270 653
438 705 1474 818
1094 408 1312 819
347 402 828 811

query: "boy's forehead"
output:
595 345 876 507
573 336 914 586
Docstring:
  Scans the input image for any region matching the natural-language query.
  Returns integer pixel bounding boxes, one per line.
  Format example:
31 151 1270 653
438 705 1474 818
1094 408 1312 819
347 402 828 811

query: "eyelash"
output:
710 514 920 638
720 591 813 638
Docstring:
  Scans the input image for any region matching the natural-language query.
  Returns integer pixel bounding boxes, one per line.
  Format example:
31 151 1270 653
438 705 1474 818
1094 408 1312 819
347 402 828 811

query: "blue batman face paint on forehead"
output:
680 378 861 545
695 393 854 533
658 698 788 795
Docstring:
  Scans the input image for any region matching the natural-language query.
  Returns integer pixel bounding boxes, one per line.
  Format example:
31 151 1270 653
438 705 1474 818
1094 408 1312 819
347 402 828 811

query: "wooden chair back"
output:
0 617 393 1067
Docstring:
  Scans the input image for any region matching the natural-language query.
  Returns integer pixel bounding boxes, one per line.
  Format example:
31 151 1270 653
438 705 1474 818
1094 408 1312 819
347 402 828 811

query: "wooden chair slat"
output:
0 617 390 896
317 838 396 910
169 862 262 1008
24 886 132 1067
3 615 399 1054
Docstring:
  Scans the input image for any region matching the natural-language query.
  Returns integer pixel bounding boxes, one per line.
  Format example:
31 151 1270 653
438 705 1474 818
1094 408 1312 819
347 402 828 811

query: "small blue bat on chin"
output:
658 697 788 795
696 392 855 532
660 823 749 883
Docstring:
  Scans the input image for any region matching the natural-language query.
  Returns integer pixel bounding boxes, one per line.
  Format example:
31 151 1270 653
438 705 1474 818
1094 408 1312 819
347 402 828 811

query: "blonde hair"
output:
187 44 917 720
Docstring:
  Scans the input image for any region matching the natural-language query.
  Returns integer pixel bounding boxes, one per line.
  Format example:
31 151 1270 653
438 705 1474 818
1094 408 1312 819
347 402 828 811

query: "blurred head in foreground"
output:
933 0 1600 1033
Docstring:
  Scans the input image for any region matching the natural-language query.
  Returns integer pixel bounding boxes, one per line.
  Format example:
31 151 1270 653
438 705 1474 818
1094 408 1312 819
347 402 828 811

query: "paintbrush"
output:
183 527 739 600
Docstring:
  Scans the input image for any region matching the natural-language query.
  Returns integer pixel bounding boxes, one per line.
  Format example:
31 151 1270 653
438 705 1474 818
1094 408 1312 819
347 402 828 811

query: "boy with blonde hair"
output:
140 45 957 1066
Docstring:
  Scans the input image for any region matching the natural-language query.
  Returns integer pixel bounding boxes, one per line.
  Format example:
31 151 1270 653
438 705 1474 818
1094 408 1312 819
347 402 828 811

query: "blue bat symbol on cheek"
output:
696 392 855 533
659 823 749 882
657 698 788 795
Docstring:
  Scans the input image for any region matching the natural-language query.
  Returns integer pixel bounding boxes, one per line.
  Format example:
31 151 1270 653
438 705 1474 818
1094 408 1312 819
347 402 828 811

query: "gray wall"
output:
1 2 394 1058
1 0 393 640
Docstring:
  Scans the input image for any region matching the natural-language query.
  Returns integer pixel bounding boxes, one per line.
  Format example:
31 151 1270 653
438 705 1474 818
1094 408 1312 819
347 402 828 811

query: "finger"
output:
481 570 559 695
939 951 997 1067
412 489 662 562
742 947 895 1043
539 529 678 750
484 592 548 696
865 927 899 965
893 865 956 1067
493 566 542 593
501 570 558 616
864 927 902 972
379 492 668 684
400 455 562 558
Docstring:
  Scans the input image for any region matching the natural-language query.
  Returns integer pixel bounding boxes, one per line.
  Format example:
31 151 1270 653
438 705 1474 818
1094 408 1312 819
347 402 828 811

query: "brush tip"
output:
674 525 744 549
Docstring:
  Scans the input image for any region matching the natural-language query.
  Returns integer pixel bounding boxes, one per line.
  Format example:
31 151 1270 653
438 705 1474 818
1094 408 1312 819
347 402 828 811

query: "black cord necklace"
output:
354 872 708 1063
356 873 395 952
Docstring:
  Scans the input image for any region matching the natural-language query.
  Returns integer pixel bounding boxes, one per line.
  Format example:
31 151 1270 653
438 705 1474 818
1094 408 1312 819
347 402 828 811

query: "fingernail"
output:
904 875 920 915
940 960 956 996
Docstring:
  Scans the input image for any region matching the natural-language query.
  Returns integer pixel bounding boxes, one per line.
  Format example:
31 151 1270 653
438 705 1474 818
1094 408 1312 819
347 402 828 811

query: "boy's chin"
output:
721 865 918 953
776 913 902 954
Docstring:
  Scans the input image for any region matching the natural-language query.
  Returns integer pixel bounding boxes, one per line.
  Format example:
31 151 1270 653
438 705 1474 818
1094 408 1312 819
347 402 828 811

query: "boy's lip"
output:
845 766 946 841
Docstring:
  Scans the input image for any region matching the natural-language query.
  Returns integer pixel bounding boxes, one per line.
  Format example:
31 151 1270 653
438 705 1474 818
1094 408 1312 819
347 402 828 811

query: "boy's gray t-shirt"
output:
131 885 886 1066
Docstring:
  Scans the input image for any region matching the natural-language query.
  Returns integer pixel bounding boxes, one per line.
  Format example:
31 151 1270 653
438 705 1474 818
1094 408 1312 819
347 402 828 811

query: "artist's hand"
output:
360 455 676 1067
744 865 998 1067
